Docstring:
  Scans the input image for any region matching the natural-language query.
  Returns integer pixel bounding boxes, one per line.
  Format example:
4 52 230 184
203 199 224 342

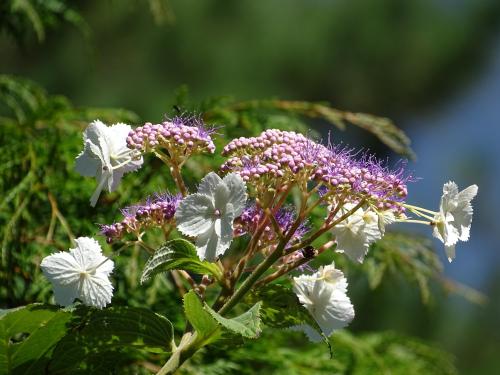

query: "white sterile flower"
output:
432 181 478 262
75 120 143 207
40 237 114 308
331 203 385 263
175 172 247 261
293 264 354 342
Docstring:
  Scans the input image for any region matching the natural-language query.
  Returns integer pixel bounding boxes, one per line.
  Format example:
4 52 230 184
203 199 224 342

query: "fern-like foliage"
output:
0 0 89 43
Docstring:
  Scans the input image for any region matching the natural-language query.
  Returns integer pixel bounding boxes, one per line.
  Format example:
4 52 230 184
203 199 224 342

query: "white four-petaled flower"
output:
40 237 114 308
331 204 392 263
293 264 355 342
175 172 247 261
75 120 143 206
432 181 478 262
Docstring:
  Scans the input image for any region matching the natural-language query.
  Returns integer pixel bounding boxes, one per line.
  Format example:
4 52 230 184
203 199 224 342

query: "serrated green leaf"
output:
204 302 262 339
0 304 72 375
141 239 222 283
48 305 174 373
183 291 221 346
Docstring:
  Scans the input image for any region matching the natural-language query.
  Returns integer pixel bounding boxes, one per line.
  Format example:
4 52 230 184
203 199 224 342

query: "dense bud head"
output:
221 129 411 214
126 115 216 158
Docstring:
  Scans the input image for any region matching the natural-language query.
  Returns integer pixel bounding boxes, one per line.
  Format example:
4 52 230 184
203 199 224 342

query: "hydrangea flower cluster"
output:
38 115 478 373
234 204 309 246
100 193 181 243
126 115 216 157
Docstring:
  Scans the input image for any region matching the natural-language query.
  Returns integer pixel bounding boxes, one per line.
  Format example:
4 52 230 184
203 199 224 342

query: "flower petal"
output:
79 273 114 309
214 182 230 212
75 144 101 177
52 282 80 307
40 251 81 286
445 244 456 263
222 173 247 216
195 226 220 261
198 172 223 197
175 193 215 236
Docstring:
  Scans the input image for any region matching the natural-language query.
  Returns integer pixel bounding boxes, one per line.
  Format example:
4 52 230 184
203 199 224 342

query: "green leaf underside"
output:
141 239 222 284
48 305 174 373
183 291 221 346
205 301 262 339
0 304 71 375
0 304 174 374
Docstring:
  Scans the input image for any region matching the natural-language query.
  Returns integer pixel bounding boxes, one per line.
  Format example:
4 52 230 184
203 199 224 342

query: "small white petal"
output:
198 172 223 197
175 194 215 236
195 226 220 261
79 273 114 309
222 173 247 216
75 145 101 177
445 244 456 263
213 183 230 211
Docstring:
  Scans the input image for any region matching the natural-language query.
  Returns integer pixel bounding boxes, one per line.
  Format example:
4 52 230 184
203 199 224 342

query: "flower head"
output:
40 237 114 308
432 181 478 262
293 264 354 342
100 192 181 243
75 120 143 206
126 115 216 159
221 129 410 215
175 172 247 261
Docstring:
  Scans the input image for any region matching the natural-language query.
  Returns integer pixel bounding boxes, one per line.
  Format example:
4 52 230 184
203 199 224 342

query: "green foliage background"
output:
1 1 499 374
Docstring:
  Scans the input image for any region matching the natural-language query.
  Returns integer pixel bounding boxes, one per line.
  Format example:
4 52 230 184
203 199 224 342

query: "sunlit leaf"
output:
141 239 222 283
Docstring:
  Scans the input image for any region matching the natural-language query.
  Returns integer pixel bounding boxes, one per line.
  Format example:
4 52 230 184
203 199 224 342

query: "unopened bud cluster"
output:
222 129 409 214
126 115 216 158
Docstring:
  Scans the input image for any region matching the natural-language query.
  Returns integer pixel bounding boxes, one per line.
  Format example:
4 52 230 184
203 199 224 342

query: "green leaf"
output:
247 284 315 329
247 284 331 355
204 302 262 339
183 291 221 346
141 239 222 283
48 305 174 373
0 304 72 375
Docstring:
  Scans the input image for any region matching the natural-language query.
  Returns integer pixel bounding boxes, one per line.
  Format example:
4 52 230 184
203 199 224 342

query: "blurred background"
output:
1 0 499 374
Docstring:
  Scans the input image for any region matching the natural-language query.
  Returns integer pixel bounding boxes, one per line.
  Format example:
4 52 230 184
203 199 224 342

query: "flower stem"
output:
169 162 188 197
156 332 199 375
217 199 306 316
